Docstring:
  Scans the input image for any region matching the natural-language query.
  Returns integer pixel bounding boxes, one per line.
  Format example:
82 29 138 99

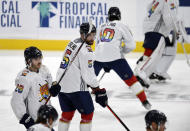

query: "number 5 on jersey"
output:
60 49 72 69
100 28 115 42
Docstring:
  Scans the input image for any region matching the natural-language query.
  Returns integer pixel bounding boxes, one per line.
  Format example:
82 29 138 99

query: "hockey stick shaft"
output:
165 2 190 67
181 43 190 66
45 95 51 105
98 71 106 82
107 105 130 131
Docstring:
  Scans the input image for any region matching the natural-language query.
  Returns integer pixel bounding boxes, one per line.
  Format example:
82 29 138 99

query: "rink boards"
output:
0 0 190 53
0 39 189 54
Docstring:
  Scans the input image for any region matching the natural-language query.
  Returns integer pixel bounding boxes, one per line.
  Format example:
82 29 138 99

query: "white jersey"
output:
143 0 179 37
11 65 52 121
56 38 99 93
28 124 51 131
95 20 136 62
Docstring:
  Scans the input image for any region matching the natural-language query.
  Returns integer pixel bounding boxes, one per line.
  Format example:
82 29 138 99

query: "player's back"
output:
95 20 129 62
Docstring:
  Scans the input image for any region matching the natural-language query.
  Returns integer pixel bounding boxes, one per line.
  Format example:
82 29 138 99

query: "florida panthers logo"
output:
39 83 49 102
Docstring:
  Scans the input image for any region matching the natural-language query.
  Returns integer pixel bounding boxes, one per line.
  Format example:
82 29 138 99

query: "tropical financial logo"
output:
31 1 109 29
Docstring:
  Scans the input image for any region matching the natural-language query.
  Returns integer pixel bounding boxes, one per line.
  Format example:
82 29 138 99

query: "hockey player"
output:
135 0 179 86
54 22 108 131
94 7 151 110
149 31 177 82
150 20 189 82
11 46 60 129
145 110 167 131
28 105 58 131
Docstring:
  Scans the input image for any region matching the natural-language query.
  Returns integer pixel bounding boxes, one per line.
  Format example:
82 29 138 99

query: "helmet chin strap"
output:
46 120 52 129
46 119 57 129
158 125 160 131
150 125 160 131
26 59 32 68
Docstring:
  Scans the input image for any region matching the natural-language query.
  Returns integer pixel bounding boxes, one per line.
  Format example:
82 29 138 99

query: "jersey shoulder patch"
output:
21 69 30 76
88 60 93 68
15 84 24 93
15 72 28 93
74 38 82 43
86 45 93 52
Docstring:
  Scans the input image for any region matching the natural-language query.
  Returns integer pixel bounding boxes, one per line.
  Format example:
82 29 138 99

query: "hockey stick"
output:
178 21 190 67
45 19 93 105
165 2 190 67
95 73 130 130
181 42 190 66
107 105 130 131
98 71 106 82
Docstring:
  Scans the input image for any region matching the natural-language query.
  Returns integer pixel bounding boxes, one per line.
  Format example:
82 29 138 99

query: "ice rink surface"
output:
0 50 190 131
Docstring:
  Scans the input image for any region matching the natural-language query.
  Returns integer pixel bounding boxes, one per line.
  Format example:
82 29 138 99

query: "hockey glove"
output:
93 88 108 108
19 113 35 129
49 81 61 97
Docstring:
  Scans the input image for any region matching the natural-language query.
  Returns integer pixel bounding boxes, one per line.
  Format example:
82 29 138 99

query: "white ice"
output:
0 50 190 131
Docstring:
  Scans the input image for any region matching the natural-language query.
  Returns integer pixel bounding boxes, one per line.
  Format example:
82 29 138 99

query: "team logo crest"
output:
39 83 49 102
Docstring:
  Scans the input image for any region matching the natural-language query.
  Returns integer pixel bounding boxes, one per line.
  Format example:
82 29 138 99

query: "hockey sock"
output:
144 48 153 57
58 111 75 131
58 121 70 131
124 75 138 87
131 82 147 103
60 111 75 122
80 112 93 131
80 122 92 131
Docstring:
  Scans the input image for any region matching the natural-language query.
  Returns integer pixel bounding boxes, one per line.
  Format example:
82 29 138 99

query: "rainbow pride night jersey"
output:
95 20 136 62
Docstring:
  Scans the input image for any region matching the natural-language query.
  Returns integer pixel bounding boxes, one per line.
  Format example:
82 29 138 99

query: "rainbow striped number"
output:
60 49 72 69
100 28 115 42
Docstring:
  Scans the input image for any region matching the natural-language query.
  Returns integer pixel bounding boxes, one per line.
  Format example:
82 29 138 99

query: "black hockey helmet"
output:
24 46 42 64
80 22 96 35
145 110 167 128
108 7 121 21
36 105 58 124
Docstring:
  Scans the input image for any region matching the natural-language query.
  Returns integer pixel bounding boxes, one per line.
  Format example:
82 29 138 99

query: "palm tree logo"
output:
32 2 57 27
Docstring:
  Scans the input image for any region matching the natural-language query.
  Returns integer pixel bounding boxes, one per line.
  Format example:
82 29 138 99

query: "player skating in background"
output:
149 31 177 82
135 0 180 85
145 110 167 131
94 7 151 110
11 46 60 129
28 105 58 131
54 22 108 131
